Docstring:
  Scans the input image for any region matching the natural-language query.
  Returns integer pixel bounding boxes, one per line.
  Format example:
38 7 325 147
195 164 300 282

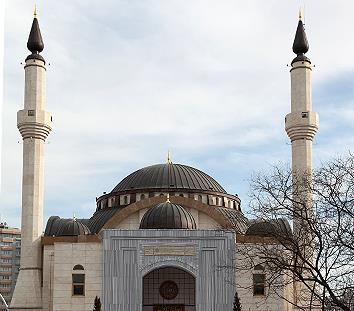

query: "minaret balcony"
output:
17 109 52 140
285 111 319 141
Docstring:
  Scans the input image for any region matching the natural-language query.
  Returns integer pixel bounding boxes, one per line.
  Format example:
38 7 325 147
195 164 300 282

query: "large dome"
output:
111 163 226 194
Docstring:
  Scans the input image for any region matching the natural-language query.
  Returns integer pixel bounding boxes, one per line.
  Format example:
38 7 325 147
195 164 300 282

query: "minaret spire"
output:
26 8 45 62
291 11 310 65
10 8 52 311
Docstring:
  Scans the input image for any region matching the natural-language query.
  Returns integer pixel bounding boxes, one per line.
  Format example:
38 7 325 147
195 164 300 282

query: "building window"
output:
72 265 85 296
140 194 145 200
198 195 202 202
253 274 265 296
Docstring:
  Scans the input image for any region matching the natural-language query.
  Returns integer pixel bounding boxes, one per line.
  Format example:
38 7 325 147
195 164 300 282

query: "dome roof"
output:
56 219 91 236
112 163 226 194
246 219 292 237
140 201 196 229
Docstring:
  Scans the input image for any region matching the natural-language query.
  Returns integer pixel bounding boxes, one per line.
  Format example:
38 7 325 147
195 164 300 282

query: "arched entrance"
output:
143 266 196 311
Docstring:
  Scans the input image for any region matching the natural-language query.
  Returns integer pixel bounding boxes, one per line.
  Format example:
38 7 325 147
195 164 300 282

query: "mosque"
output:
9 9 318 311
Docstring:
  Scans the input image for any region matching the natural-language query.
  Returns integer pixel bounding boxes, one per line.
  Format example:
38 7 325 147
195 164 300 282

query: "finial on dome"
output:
34 5 37 18
167 150 172 164
27 7 44 55
291 11 310 65
166 193 170 203
73 213 77 221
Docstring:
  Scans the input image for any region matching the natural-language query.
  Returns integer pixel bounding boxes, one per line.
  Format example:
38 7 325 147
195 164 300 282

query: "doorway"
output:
143 267 195 311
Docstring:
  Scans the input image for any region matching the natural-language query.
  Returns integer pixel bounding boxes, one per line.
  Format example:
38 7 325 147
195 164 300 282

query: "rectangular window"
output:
72 274 85 296
253 274 265 296
28 110 35 116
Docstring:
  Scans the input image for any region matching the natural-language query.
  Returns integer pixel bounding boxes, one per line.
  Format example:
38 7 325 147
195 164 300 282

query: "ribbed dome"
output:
140 201 196 229
56 219 91 236
246 219 292 237
112 163 226 194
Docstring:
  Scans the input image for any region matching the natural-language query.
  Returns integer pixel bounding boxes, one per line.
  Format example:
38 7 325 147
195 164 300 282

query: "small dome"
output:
140 201 196 229
56 219 91 236
246 219 292 237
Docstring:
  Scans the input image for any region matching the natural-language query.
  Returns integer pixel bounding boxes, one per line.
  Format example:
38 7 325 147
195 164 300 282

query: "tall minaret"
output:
10 9 52 311
285 14 319 310
285 13 319 190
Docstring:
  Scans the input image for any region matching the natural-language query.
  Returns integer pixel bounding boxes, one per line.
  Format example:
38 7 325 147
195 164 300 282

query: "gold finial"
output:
298 7 303 21
166 193 170 203
167 150 172 164
33 5 37 18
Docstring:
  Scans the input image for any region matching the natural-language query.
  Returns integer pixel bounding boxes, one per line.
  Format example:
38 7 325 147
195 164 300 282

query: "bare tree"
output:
243 154 354 311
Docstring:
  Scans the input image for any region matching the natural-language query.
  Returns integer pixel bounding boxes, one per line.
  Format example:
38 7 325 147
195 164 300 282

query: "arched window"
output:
140 194 145 200
124 196 128 205
72 265 85 296
179 193 184 197
198 195 203 202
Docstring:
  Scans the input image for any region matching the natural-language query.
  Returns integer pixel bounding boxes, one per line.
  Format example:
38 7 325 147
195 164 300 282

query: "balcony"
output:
0 288 11 293
2 238 13 243
0 280 11 285
0 255 12 259
1 246 13 251
0 272 11 276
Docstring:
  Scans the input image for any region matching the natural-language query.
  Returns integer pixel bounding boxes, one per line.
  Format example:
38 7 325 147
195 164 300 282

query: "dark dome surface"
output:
56 219 91 236
140 201 196 229
246 219 292 237
112 163 226 194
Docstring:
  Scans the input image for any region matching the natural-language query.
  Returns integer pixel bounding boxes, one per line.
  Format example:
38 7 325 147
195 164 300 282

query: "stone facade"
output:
42 242 102 311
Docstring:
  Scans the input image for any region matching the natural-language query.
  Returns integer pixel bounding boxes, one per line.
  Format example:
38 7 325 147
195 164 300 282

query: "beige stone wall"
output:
43 242 102 311
235 242 293 311
198 211 220 229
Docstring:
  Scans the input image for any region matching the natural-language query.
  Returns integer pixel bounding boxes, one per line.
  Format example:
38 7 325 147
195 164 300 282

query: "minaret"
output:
285 13 319 178
10 9 52 310
285 13 319 310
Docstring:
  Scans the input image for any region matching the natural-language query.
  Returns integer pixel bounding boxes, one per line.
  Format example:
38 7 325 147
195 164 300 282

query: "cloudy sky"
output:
1 1 354 228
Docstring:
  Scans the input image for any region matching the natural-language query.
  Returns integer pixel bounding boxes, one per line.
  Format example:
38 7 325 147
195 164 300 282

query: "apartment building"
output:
0 223 21 310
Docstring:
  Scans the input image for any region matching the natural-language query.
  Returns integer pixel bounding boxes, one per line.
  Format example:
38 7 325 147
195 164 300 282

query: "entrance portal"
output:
143 267 195 311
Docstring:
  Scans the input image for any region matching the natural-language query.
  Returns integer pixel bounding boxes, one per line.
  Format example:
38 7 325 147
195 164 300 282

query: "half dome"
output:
56 219 91 236
246 219 292 237
112 163 226 194
140 201 196 229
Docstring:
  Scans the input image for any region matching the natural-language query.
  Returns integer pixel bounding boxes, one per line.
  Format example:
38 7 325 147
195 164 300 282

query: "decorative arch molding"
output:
101 195 233 231
141 259 197 278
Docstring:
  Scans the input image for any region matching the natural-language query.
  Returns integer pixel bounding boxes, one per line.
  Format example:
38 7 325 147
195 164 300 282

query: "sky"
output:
1 1 354 228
